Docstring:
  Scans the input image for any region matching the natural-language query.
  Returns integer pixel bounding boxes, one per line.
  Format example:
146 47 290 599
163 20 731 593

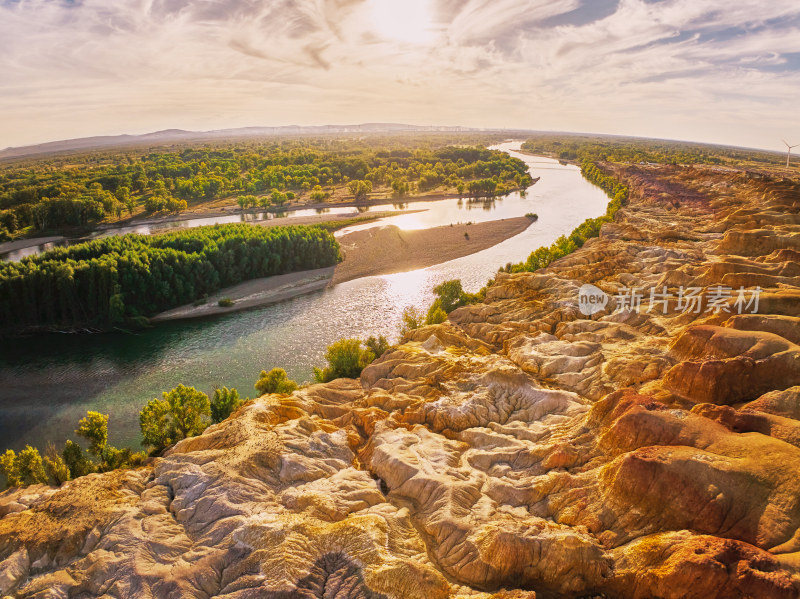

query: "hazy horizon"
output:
2 0 799 152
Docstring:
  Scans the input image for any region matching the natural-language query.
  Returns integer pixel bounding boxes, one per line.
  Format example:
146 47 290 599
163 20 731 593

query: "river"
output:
0 143 609 453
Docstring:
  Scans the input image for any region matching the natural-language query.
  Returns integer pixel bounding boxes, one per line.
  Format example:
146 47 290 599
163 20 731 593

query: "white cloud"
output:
0 0 798 149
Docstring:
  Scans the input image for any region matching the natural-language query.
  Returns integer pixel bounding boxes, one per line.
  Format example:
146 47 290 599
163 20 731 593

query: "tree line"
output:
0 223 340 334
500 160 628 274
0 137 531 239
519 133 794 167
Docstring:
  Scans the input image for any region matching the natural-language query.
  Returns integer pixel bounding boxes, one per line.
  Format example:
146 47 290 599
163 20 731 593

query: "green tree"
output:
391 179 409 197
255 368 299 395
139 384 211 452
348 179 372 200
164 384 210 440
425 304 447 325
62 440 94 478
43 443 71 485
310 185 329 201
12 445 47 486
313 338 375 383
432 279 467 313
0 223 341 334
108 285 126 324
400 306 424 335
102 446 146 471
210 386 243 423
76 411 109 458
0 449 21 488
166 197 188 213
364 335 390 359
271 189 288 206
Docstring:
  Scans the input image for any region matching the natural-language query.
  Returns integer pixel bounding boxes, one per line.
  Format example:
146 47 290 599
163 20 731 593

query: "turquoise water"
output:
0 144 610 452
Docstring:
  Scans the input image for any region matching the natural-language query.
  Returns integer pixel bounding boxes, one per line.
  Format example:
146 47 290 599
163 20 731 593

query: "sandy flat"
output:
332 217 534 284
150 267 335 322
151 216 533 322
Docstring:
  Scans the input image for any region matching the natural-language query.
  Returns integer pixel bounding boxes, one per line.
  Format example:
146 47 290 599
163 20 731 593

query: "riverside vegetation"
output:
0 223 340 334
0 135 532 239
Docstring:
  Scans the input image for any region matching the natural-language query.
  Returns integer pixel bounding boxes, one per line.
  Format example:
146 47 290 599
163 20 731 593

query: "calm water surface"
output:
0 144 609 452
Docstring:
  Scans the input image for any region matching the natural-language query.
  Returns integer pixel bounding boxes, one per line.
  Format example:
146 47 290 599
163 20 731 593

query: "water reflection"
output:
2 241 64 262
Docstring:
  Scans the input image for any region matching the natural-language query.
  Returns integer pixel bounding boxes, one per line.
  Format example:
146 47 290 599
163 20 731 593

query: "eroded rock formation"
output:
2 165 799 598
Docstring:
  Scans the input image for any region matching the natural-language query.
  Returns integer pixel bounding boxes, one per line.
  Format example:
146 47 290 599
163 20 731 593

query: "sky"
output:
0 0 799 151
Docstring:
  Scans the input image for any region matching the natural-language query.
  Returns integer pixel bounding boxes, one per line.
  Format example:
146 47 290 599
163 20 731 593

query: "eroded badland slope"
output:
1 164 799 598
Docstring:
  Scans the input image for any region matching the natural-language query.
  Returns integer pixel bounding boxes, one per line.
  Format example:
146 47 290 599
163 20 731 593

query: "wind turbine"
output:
783 139 799 168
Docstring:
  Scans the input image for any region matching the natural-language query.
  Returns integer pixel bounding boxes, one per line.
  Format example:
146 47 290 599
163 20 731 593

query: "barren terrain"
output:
1 164 799 598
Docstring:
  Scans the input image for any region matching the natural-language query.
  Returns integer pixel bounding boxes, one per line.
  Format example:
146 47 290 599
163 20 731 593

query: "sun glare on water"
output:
368 0 434 44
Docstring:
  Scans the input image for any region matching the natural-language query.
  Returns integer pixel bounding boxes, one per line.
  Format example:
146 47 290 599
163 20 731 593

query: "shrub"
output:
140 384 211 453
425 305 447 325
218 297 234 307
313 338 375 383
2 412 149 489
310 185 329 201
348 179 372 200
210 386 243 423
0 449 21 488
364 335 390 359
101 446 146 471
62 440 94 478
255 368 298 396
400 306 424 335
76 411 109 458
1 446 49 488
43 443 71 485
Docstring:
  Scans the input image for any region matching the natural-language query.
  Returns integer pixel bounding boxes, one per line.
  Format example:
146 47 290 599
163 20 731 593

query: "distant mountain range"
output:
0 124 483 161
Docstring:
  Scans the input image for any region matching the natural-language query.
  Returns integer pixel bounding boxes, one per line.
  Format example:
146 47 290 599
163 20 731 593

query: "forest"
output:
520 133 793 168
0 134 531 239
0 223 340 334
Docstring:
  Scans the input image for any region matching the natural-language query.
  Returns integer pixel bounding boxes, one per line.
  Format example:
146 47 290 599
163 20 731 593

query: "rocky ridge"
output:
1 164 799 598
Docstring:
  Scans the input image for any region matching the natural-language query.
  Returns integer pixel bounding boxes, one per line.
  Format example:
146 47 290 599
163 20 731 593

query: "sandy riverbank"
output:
151 216 534 321
150 267 336 322
332 217 534 284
